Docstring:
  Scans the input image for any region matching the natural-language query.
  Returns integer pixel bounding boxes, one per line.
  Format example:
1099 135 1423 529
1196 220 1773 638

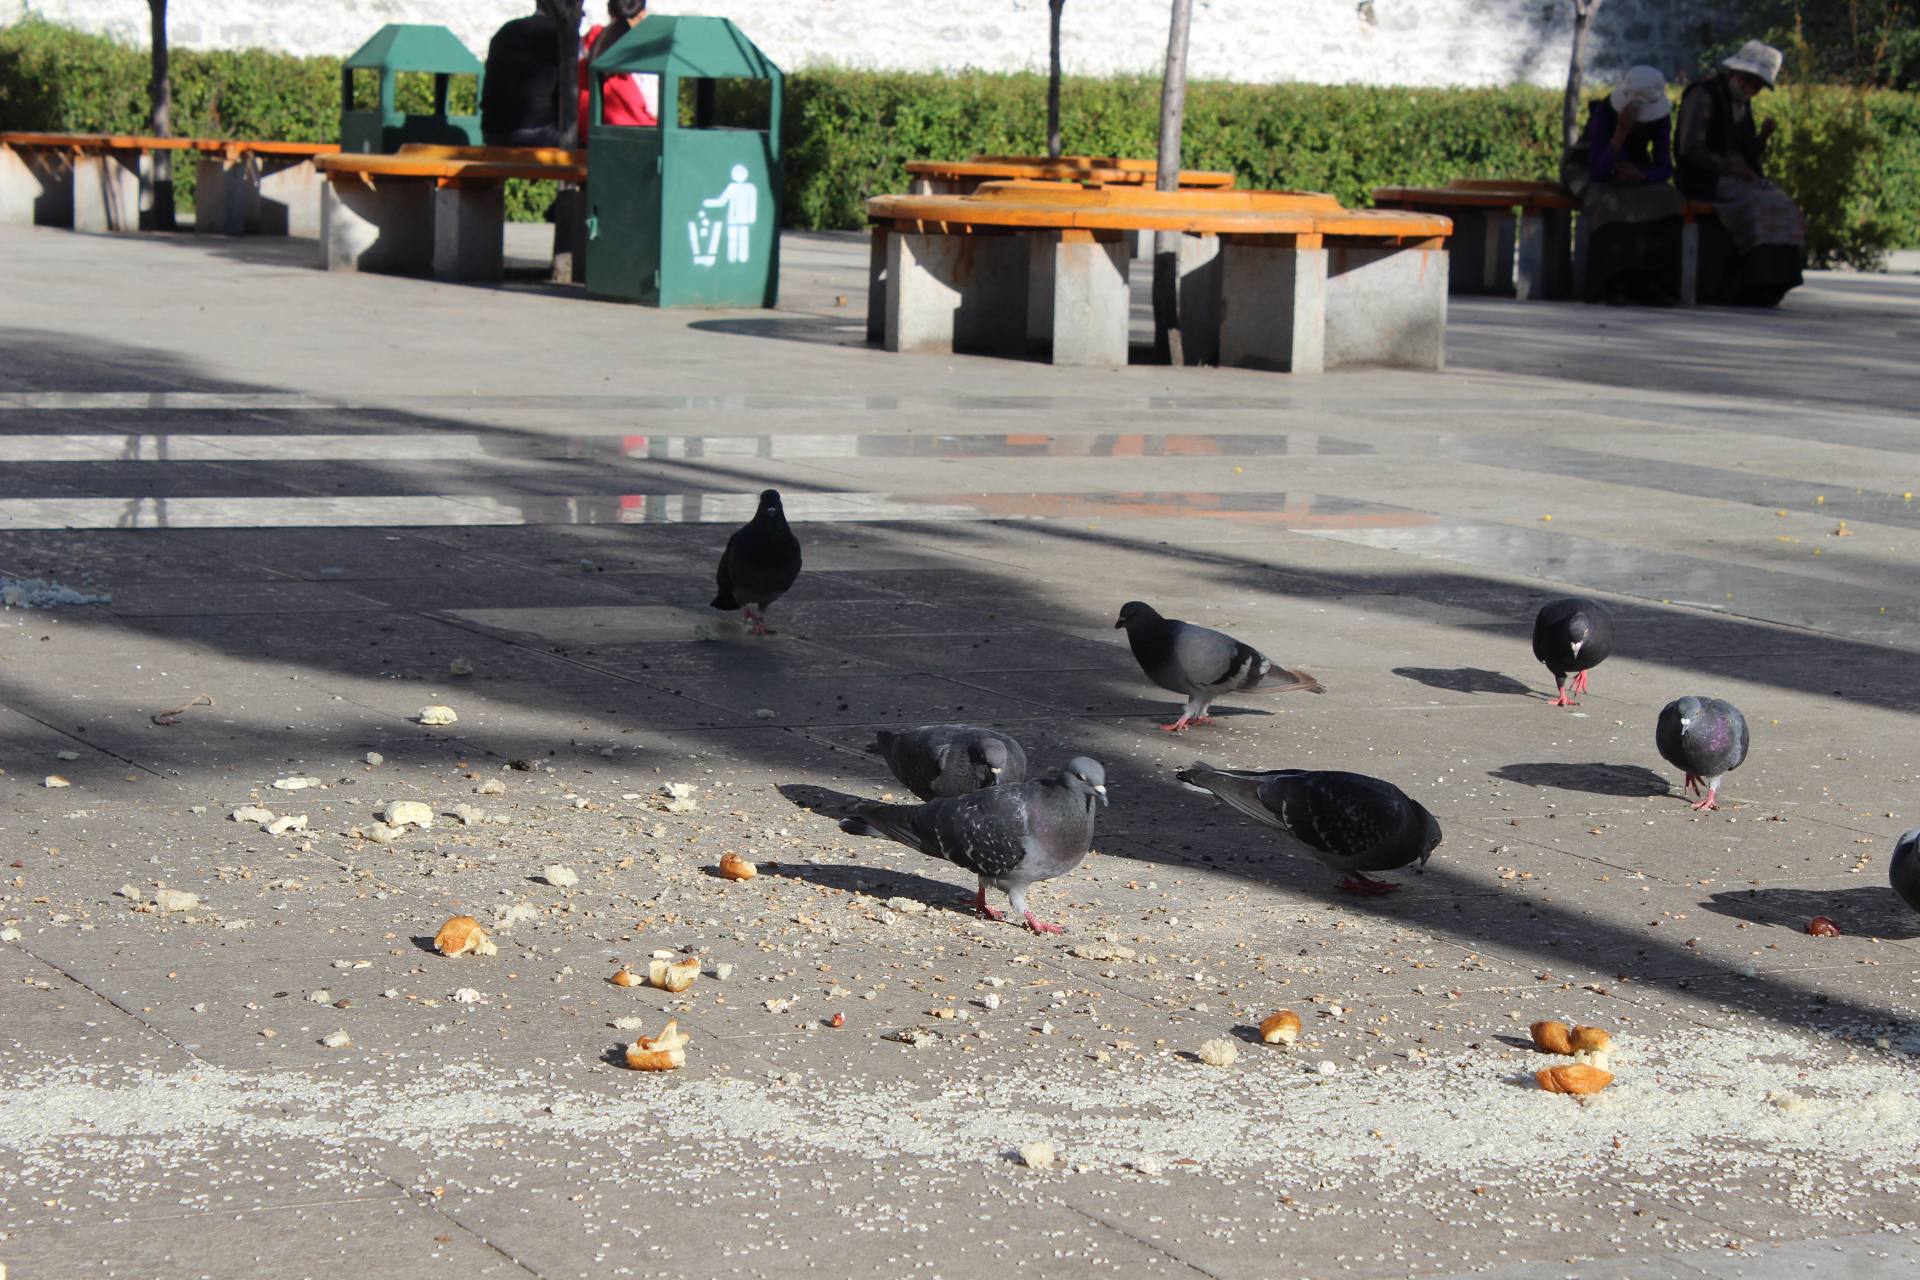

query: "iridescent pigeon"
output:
1176 763 1441 896
1532 596 1615 707
1888 828 1920 914
868 724 1027 800
841 757 1106 934
1115 601 1322 732
1655 695 1749 811
711 488 801 635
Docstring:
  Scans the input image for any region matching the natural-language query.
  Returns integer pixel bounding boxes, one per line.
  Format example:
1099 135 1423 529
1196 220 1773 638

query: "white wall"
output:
3 0 1720 87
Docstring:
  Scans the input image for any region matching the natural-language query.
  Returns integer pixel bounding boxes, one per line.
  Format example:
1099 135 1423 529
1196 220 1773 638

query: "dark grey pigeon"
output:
1655 695 1749 811
1115 600 1323 732
711 489 801 635
868 724 1028 800
840 757 1107 933
1176 763 1441 896
1532 597 1615 707
1892 828 1920 914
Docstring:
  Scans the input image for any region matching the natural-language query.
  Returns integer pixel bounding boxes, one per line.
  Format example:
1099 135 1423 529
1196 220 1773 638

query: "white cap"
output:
1609 65 1671 120
1723 39 1784 88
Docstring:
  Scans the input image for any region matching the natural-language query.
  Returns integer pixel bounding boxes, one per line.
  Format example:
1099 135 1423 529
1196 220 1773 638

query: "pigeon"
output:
1176 763 1441 896
1892 828 1920 913
1654 695 1749 811
1532 597 1615 707
1115 601 1323 732
868 724 1028 800
840 757 1107 934
711 489 801 635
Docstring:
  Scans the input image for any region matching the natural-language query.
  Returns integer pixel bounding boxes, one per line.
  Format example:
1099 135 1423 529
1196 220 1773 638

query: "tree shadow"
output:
1394 666 1534 696
1700 885 1920 942
1490 762 1672 797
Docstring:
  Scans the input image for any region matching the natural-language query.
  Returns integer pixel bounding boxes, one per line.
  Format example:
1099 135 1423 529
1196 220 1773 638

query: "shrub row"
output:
4 17 1916 264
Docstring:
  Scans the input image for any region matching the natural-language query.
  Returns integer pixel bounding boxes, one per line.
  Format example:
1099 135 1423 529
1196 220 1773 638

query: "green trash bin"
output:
340 24 485 154
584 15 782 308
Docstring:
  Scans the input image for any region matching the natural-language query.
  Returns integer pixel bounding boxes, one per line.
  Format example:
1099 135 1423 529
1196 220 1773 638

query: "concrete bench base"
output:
0 145 74 227
320 179 504 281
880 228 1130 368
72 150 143 234
321 179 435 276
195 155 326 237
1324 241 1448 370
873 224 1447 373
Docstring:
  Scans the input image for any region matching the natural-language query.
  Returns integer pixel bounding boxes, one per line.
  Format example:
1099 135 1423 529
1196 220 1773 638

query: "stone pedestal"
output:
72 150 142 234
1516 208 1574 300
1324 242 1447 370
0 145 73 227
1218 241 1328 373
884 231 1028 357
1028 230 1129 367
320 178 433 274
432 184 505 281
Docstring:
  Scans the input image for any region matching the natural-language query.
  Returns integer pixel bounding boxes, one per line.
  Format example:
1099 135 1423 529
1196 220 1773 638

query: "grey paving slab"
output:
6 224 1920 1279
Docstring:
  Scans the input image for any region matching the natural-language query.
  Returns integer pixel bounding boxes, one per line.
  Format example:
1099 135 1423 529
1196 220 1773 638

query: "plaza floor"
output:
2 221 1919 1280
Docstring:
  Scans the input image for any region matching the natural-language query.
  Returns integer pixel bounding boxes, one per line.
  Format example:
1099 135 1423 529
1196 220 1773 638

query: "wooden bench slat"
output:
315 153 585 183
906 159 1235 189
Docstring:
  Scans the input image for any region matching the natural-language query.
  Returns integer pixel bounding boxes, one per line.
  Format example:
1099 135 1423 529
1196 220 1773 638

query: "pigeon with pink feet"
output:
1656 695 1749 811
1532 597 1615 707
1176 764 1441 896
841 758 1106 934
710 489 801 635
1115 600 1322 732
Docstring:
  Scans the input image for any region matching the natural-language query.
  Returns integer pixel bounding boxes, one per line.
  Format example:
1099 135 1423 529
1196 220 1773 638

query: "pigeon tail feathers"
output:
1238 663 1325 696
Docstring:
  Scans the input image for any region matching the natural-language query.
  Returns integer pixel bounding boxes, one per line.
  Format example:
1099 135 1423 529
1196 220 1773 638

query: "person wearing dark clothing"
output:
1567 65 1683 305
1674 39 1805 306
481 1 564 147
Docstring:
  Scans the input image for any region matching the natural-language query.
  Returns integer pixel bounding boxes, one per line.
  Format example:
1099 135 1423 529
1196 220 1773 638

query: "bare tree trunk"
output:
1152 0 1194 365
1047 0 1066 159
148 0 174 230
1562 0 1605 150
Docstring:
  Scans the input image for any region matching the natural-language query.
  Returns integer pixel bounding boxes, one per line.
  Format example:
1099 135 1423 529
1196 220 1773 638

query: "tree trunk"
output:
1152 0 1194 365
1046 0 1066 159
555 0 583 145
1561 0 1605 150
148 0 174 230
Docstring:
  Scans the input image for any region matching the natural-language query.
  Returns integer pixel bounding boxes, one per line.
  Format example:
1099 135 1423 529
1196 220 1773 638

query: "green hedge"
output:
5 17 1917 263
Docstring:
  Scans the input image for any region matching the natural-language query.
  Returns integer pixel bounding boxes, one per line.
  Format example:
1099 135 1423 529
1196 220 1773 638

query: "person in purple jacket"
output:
1568 65 1684 305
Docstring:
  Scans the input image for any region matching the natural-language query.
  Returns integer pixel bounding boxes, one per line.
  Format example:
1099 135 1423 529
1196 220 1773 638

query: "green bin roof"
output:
344 24 484 74
593 15 781 80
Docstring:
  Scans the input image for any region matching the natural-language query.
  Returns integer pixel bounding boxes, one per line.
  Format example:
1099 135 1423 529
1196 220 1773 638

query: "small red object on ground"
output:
1807 916 1841 937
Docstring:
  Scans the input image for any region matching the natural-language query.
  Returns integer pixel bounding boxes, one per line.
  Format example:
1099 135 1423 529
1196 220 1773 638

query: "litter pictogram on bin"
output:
687 164 758 267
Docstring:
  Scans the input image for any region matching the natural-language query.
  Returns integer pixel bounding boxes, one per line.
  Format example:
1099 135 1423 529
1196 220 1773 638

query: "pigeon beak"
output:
1113 617 1125 629
988 766 1002 776
1093 784 1109 807
1569 639 1585 657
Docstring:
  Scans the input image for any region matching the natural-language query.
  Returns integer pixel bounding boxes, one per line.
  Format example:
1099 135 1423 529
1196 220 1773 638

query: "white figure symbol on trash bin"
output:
688 164 757 268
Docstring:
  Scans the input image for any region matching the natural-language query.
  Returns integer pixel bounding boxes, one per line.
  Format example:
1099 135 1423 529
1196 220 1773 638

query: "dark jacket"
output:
1676 72 1764 199
1583 98 1673 184
480 11 561 142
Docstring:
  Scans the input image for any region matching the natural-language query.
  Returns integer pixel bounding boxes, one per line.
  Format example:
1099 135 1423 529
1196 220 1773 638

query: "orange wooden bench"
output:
1 131 202 233
193 139 340 237
313 148 586 280
0 131 342 235
905 157 1235 196
1375 179 1719 304
867 185 1450 372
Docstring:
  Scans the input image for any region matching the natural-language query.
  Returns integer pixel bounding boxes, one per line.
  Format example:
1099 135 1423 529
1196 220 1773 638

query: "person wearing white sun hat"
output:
1565 64 1683 305
1676 39 1805 305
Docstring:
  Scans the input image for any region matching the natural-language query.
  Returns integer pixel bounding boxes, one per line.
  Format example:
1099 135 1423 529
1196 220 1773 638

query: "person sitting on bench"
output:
1675 39 1805 306
578 0 658 144
1568 64 1683 306
482 0 565 147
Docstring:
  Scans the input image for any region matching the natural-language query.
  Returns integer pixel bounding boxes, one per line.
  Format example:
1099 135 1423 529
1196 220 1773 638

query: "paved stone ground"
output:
2 222 1919 1280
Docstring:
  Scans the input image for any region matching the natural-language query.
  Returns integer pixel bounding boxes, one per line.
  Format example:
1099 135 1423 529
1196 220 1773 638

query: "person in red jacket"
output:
579 0 656 142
